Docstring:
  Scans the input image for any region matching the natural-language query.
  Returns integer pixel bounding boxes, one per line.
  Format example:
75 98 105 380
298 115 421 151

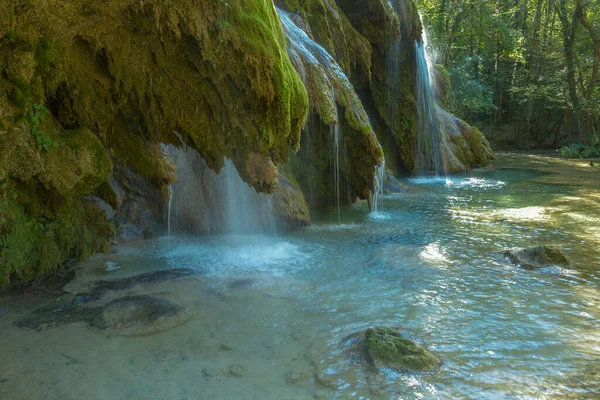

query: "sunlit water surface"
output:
1 154 599 399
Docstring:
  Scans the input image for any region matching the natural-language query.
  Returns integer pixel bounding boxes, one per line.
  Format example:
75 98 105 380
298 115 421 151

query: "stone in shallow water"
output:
16 293 95 331
90 294 192 336
364 327 441 373
88 268 202 299
307 326 441 393
502 245 570 270
17 292 191 336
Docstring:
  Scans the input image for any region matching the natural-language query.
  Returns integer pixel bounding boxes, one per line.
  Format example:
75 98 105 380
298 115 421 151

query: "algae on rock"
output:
365 326 441 373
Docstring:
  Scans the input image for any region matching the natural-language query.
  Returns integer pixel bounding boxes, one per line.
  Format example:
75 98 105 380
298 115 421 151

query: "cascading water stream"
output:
223 159 277 236
415 22 446 176
167 185 173 237
372 159 386 212
164 145 278 237
331 123 341 222
276 8 357 221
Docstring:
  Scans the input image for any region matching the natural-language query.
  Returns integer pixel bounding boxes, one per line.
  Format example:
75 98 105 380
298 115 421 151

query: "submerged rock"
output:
88 268 202 298
90 294 191 336
16 293 94 331
18 293 191 335
503 246 570 270
17 269 197 335
384 171 406 194
364 327 441 373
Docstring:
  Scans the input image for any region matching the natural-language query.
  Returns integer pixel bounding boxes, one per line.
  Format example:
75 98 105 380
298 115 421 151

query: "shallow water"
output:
1 154 599 399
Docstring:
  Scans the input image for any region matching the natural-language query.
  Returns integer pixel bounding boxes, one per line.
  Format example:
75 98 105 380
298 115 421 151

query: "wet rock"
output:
89 268 202 299
228 364 246 377
90 294 192 336
502 245 570 270
273 174 311 231
364 327 441 373
17 292 191 335
384 171 406 193
306 326 440 391
284 371 309 384
16 293 96 331
110 164 169 243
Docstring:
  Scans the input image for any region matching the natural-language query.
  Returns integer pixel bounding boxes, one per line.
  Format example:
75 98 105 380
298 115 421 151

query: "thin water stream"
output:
1 154 599 399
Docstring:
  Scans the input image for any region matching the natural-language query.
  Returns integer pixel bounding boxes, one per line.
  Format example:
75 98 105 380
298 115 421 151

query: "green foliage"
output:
558 140 600 158
0 186 113 286
416 0 600 148
27 104 58 152
447 58 496 117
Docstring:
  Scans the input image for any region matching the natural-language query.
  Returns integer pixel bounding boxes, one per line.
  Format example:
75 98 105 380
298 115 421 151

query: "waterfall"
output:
277 8 352 218
415 24 446 176
331 123 341 222
167 185 173 237
163 145 277 236
372 160 386 212
223 160 277 236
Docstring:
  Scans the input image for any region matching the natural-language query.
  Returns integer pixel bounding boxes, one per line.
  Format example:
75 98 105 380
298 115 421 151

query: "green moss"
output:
433 64 450 106
35 38 53 75
0 184 113 285
277 0 372 77
365 327 441 373
8 86 27 108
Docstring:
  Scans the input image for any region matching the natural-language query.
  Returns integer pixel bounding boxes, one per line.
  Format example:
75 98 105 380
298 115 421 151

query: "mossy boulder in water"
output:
364 327 441 373
503 246 570 270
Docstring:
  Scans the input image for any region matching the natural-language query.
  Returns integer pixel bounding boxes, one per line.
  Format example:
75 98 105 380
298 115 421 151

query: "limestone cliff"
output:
0 0 493 285
0 0 309 284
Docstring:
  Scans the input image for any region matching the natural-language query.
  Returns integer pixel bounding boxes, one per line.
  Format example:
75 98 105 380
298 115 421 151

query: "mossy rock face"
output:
273 174 310 230
438 106 494 171
503 246 571 270
277 7 382 206
432 64 450 106
364 327 441 373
